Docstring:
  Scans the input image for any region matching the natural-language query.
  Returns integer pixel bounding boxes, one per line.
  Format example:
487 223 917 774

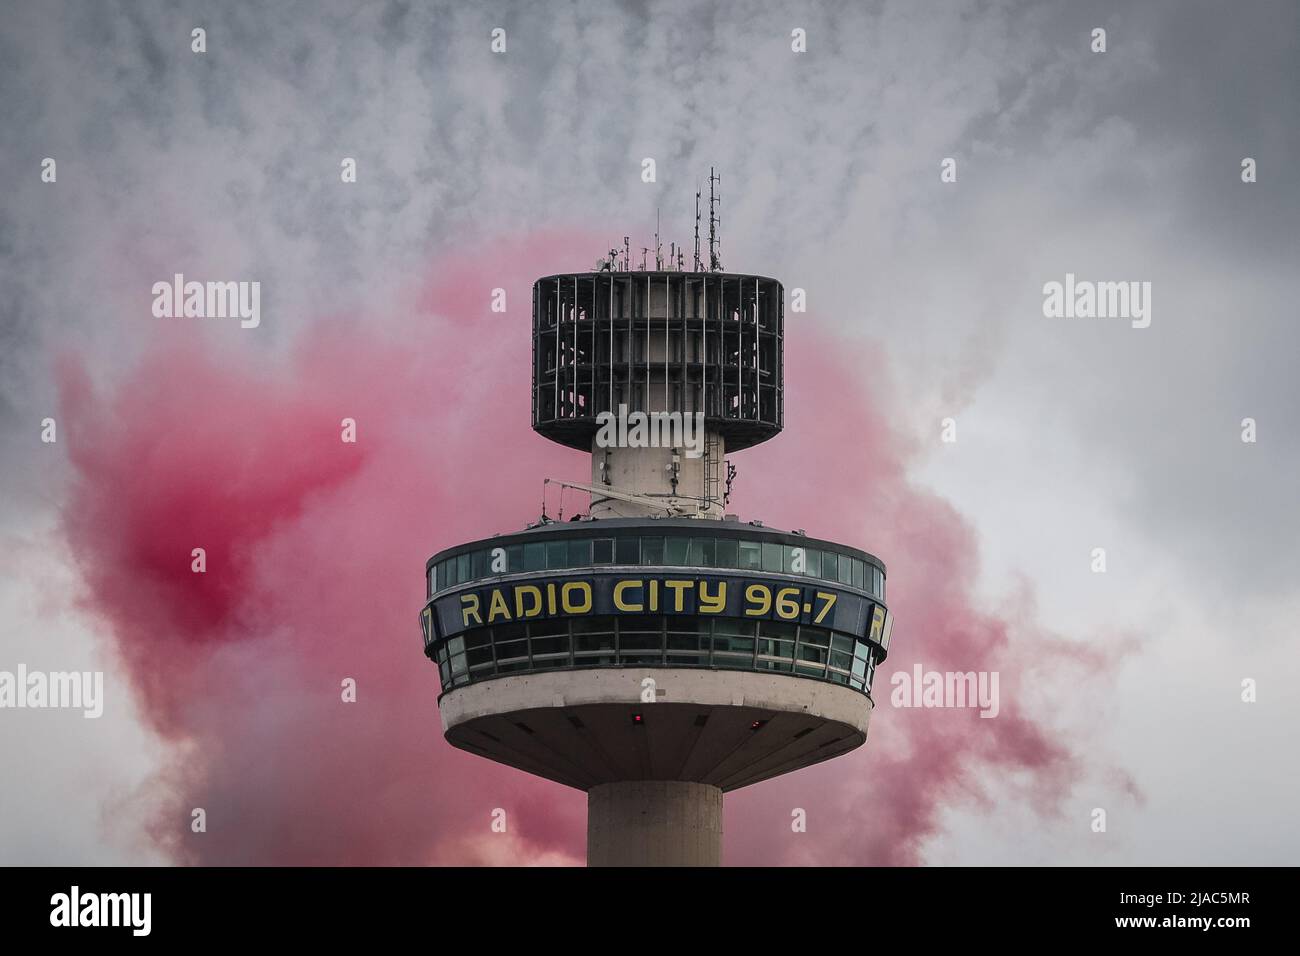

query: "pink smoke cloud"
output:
728 333 1118 864
57 232 1115 865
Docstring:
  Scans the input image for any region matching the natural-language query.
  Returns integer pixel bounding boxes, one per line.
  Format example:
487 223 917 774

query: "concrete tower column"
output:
589 431 725 519
586 781 723 866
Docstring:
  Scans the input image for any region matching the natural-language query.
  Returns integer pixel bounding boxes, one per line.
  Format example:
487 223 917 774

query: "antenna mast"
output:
655 208 663 270
693 187 702 272
708 167 722 272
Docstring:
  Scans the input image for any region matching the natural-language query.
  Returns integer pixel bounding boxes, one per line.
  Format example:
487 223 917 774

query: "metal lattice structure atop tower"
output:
532 271 784 454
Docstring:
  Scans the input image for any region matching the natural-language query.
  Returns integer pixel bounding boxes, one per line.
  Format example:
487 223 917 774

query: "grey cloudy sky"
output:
1 0 1296 864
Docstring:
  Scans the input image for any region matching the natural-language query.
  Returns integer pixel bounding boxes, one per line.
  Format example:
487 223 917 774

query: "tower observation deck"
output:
420 193 893 866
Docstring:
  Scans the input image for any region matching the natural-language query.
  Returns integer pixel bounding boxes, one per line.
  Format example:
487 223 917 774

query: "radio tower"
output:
420 181 894 866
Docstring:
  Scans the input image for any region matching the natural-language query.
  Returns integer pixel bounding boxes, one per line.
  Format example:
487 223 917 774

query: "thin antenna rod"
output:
693 187 702 272
655 208 662 270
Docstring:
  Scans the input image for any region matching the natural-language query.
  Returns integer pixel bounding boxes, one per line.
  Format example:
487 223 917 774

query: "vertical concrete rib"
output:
587 780 723 867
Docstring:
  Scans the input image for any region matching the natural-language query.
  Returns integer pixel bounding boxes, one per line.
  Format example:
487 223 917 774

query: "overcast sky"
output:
1 0 1296 865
